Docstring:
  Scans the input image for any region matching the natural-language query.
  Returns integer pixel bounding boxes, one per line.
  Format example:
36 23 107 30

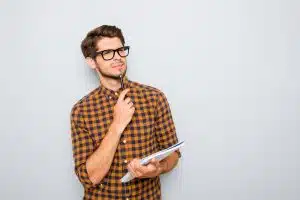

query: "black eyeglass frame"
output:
93 46 130 60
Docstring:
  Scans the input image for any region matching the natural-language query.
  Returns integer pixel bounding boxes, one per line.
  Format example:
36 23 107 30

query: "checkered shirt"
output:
70 77 180 200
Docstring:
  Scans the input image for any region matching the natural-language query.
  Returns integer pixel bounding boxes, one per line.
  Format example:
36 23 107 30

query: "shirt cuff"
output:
175 150 182 158
76 163 95 190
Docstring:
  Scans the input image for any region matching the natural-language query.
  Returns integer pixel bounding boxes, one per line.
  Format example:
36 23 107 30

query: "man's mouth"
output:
112 64 124 69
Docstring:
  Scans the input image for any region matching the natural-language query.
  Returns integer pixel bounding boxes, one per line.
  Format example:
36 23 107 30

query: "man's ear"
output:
85 57 97 70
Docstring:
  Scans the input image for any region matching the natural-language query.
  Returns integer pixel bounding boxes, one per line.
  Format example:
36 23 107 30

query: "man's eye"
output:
103 50 113 55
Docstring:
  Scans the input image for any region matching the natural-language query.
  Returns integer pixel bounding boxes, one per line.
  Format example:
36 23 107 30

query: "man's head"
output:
81 25 129 80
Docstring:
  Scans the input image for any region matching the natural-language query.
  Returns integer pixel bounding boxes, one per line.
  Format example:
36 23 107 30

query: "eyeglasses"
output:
93 46 130 61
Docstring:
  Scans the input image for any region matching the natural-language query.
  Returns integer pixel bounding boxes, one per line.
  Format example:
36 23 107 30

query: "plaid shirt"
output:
70 77 180 200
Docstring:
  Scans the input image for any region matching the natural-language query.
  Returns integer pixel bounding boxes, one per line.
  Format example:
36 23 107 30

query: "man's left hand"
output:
127 158 163 179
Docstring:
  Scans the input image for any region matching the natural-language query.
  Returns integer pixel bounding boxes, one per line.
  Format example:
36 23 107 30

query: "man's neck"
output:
100 77 121 92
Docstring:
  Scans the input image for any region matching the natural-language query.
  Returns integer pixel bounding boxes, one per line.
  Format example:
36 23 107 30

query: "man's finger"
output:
136 164 148 175
128 161 140 178
124 97 132 104
146 163 157 172
118 88 130 102
128 102 134 108
135 170 143 177
132 159 149 177
150 158 160 168
129 159 141 174
128 164 137 178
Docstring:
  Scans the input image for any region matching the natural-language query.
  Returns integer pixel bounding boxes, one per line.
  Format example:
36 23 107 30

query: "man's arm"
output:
86 89 135 185
86 122 123 185
127 91 181 179
71 89 135 187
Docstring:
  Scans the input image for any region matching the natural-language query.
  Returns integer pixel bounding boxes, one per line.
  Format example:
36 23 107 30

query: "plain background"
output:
1 0 299 199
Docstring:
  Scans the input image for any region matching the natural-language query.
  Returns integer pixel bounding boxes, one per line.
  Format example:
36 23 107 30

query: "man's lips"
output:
112 64 124 69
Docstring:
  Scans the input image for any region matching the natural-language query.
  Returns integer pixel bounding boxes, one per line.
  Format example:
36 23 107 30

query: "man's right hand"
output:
112 88 135 134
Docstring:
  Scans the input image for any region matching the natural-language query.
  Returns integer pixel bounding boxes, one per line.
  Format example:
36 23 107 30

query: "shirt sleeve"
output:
70 105 97 190
154 91 181 158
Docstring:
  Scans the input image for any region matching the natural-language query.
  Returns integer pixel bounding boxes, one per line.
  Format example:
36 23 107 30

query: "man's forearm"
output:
86 122 122 185
160 151 179 174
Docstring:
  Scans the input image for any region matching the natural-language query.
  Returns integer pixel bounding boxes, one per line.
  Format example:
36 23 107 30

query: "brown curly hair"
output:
81 25 125 58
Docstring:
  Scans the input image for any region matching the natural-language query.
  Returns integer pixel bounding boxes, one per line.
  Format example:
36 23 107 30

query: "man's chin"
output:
97 67 126 80
101 72 125 80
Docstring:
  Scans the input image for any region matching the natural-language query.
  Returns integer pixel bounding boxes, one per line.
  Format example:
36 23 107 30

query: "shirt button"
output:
100 183 103 188
123 139 127 144
115 92 119 96
126 198 129 200
124 159 128 164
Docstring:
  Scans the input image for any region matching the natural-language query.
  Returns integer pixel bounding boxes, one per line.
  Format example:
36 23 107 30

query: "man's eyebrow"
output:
96 47 124 52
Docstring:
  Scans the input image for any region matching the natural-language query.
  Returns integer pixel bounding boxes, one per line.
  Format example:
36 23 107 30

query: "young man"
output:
70 25 181 200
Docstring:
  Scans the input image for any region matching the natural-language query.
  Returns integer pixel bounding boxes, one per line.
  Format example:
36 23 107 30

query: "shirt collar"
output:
98 76 131 98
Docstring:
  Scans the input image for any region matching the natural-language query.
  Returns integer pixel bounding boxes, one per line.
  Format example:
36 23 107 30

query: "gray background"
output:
1 0 299 199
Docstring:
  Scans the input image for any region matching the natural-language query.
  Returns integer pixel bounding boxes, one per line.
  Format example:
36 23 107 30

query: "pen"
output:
120 74 124 90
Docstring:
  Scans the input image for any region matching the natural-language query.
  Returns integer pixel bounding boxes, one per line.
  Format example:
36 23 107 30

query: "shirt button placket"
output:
121 129 130 198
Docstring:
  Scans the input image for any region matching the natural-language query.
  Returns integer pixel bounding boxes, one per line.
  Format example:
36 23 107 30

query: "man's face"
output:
93 37 128 79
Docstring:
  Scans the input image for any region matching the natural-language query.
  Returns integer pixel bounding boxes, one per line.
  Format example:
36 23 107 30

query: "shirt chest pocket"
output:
131 103 155 134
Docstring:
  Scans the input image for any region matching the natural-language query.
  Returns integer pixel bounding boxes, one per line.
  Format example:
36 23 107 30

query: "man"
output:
70 25 181 200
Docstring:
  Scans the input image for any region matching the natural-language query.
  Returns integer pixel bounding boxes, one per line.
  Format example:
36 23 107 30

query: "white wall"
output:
1 0 299 199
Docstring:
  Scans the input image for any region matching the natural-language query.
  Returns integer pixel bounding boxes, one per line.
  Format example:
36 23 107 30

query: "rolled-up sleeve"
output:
154 92 181 157
70 106 96 190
